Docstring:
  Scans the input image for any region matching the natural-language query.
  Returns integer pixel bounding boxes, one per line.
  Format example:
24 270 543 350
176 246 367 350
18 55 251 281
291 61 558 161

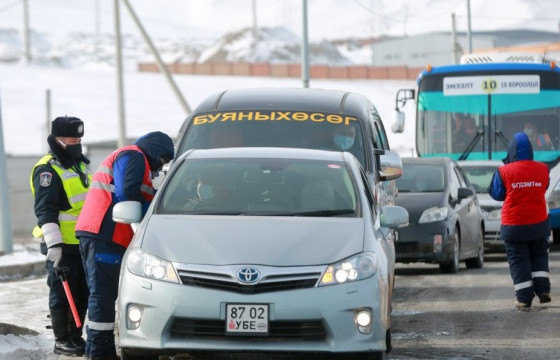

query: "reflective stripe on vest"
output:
75 145 154 248
30 154 91 245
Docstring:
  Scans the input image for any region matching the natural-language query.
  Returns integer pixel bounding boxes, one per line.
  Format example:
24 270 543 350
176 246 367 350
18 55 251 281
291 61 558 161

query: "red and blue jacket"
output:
76 131 174 248
488 132 550 241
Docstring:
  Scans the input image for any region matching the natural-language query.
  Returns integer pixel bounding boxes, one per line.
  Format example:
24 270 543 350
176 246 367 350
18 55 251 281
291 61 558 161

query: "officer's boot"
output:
67 306 87 355
50 308 84 356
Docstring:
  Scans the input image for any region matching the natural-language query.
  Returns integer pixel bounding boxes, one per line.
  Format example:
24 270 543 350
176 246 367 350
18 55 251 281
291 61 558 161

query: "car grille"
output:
170 318 326 341
176 266 322 294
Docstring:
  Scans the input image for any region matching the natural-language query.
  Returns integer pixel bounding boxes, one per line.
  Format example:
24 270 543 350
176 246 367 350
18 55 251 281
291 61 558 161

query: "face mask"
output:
334 135 355 150
65 143 83 160
524 128 535 137
197 183 215 200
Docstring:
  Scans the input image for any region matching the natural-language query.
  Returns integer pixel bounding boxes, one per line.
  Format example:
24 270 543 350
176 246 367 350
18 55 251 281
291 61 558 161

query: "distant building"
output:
370 30 560 67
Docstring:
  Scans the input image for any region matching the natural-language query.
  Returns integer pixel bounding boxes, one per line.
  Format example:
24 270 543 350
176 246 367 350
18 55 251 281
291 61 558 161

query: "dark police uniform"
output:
30 116 91 356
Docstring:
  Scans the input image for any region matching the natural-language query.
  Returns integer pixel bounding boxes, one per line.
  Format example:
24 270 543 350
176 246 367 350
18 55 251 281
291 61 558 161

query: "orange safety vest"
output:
75 145 154 248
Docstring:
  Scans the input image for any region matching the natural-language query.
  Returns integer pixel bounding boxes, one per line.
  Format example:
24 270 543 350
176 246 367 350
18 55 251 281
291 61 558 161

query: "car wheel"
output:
466 227 484 269
440 230 460 274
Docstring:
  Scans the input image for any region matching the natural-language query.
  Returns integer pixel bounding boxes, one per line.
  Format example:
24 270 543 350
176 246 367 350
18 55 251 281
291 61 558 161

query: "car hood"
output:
475 193 502 208
395 192 445 222
137 215 365 266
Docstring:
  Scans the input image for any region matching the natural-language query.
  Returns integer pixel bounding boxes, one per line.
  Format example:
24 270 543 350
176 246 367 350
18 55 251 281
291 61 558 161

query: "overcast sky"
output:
0 0 559 41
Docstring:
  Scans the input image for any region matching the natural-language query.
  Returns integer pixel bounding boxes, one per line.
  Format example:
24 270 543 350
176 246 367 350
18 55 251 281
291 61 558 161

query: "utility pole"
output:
301 0 309 88
22 0 31 63
451 13 460 64
251 0 258 37
121 0 191 114
114 0 127 148
0 85 13 255
467 0 472 54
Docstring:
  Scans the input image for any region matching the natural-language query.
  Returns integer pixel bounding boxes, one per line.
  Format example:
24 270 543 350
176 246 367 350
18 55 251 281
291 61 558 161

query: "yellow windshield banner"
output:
193 111 359 126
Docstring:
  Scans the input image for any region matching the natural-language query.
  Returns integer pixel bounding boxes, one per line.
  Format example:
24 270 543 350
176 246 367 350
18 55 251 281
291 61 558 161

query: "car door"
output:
452 162 479 254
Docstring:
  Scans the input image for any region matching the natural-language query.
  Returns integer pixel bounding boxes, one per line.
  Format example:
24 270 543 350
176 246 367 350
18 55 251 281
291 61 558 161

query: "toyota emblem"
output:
236 267 261 284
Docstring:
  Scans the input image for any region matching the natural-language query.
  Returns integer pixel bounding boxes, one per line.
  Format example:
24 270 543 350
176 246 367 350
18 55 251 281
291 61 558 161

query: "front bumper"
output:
394 221 454 263
117 269 389 356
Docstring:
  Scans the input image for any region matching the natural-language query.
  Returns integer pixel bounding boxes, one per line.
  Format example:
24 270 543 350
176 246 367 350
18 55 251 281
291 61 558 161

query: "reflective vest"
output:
30 155 91 245
499 160 549 226
75 145 154 248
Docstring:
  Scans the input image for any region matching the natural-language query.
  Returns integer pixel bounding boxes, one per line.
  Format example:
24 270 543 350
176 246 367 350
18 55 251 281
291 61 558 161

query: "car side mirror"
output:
113 201 142 224
380 205 409 229
458 187 474 199
379 150 403 181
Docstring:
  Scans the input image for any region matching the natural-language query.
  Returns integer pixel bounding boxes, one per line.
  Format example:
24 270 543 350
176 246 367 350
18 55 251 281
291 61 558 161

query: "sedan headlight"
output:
547 181 560 210
419 206 448 223
319 252 378 286
126 248 179 283
487 208 502 220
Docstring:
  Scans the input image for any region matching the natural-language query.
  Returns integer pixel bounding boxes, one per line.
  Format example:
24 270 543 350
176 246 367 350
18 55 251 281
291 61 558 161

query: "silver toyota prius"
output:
113 147 408 360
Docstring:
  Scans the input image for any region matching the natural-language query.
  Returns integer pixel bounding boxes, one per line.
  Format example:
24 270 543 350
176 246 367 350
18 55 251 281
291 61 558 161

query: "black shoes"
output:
54 338 85 356
538 293 552 303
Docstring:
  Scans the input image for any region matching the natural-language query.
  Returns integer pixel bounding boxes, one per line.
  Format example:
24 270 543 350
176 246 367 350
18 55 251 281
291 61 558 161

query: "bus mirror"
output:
392 110 405 133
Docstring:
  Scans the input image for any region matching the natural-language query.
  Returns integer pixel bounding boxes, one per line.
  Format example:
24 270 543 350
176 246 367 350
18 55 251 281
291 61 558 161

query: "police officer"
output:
30 116 91 356
75 131 174 360
488 131 552 309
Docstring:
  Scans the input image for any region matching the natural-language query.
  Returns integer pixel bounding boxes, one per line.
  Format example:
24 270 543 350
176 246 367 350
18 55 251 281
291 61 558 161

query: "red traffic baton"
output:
55 267 82 328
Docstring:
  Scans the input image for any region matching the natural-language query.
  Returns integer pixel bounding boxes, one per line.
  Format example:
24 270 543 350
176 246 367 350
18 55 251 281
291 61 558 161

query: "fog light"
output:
127 305 143 329
354 309 372 334
433 234 443 252
356 310 371 327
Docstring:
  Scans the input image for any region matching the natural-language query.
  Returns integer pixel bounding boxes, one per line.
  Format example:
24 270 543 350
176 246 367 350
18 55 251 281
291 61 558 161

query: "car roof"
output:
401 157 450 166
457 160 503 167
180 146 353 162
191 87 376 116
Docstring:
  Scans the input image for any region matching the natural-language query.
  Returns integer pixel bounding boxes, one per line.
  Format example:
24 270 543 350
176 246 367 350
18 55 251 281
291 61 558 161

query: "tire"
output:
466 227 484 269
440 230 460 274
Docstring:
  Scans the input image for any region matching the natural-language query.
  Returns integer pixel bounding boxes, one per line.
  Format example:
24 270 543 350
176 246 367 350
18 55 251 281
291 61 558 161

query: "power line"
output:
0 0 21 13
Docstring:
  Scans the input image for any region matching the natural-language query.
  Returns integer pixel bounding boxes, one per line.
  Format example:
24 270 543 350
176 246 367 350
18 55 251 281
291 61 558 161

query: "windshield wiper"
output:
459 130 484 161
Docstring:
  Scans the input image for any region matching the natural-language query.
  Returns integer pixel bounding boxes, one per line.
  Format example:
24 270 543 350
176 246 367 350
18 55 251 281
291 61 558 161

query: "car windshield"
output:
461 165 499 194
158 157 358 216
396 164 445 193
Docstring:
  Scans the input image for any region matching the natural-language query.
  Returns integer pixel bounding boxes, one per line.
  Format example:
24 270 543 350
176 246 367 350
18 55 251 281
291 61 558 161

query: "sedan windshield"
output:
158 157 358 216
396 164 445 193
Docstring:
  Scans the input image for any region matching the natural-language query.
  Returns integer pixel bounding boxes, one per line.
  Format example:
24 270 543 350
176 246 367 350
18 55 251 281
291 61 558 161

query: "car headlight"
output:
487 208 501 220
547 181 560 210
126 248 179 283
418 206 448 223
319 252 378 286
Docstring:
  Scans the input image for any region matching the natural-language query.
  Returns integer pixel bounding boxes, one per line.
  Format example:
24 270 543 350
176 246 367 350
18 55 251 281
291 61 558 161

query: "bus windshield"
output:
416 68 560 167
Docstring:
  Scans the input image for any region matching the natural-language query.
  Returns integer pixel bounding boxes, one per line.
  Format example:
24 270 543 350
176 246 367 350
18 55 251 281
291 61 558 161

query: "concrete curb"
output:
0 237 47 281
0 260 47 281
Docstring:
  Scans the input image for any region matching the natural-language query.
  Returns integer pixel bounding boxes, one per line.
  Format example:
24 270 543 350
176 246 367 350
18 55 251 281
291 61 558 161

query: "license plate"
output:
226 303 269 335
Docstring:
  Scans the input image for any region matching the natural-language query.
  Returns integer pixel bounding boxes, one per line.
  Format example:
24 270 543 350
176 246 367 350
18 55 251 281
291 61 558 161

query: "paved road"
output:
388 251 560 360
1 251 559 360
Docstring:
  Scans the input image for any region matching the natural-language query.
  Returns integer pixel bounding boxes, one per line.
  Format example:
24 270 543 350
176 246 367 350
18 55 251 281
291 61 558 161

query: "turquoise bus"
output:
392 52 560 241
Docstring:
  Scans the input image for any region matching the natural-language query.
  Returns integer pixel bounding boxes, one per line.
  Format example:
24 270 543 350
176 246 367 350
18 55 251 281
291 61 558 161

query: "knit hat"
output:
51 116 84 138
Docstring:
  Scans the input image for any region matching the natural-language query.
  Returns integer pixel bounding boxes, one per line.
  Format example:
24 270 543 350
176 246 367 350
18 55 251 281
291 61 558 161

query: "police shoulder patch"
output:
39 172 53 187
